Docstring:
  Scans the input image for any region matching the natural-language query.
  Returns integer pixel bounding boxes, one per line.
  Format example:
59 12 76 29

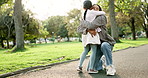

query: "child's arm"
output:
91 10 106 16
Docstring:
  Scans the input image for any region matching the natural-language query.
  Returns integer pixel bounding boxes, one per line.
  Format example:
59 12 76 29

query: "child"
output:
77 0 105 73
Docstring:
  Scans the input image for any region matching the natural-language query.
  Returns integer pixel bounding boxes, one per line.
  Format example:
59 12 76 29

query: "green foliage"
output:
43 16 66 37
48 37 55 43
0 3 15 49
0 0 45 48
30 39 36 43
97 0 145 37
0 0 12 6
22 10 46 40
66 9 81 37
97 0 109 12
38 27 49 38
57 24 68 38
23 12 40 36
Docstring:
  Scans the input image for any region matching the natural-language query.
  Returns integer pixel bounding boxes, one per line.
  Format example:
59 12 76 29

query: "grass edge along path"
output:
0 38 148 77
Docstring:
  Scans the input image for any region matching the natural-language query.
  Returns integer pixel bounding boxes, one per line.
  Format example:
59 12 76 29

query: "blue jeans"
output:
88 42 113 70
78 44 97 70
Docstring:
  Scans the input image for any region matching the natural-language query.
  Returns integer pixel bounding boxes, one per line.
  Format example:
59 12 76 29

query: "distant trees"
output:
57 23 69 41
43 9 81 42
0 0 147 49
0 0 12 6
0 1 81 49
140 0 148 38
97 0 147 40
66 9 81 37
0 0 14 48
43 16 68 41
0 0 48 49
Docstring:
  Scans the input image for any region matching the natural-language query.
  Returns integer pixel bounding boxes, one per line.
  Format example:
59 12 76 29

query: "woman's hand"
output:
87 29 96 36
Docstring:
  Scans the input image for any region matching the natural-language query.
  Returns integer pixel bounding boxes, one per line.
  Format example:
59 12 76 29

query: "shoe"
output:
106 65 116 76
88 69 98 74
77 66 82 72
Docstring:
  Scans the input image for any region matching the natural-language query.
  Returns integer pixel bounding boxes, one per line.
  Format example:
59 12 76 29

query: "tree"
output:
57 23 69 41
38 26 49 43
0 0 12 6
13 0 24 51
115 0 142 40
98 0 144 40
140 0 148 38
0 2 15 48
44 16 66 37
108 0 120 42
66 9 81 41
3 14 14 48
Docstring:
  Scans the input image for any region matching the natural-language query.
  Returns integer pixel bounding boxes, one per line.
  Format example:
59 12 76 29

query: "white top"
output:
82 10 105 47
85 10 105 22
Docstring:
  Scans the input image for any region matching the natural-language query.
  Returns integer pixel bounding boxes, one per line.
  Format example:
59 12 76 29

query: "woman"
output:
79 4 116 76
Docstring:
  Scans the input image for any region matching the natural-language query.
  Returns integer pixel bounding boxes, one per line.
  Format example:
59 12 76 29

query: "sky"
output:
23 0 98 20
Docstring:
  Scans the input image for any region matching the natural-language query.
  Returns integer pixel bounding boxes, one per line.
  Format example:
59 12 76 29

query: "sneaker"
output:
77 66 82 72
106 65 116 76
88 69 98 74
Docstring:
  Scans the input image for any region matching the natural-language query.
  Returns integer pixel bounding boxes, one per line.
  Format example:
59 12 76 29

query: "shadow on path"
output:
78 70 121 78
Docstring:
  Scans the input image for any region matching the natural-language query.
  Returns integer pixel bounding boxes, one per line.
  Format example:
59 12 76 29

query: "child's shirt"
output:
82 10 105 47
85 9 105 22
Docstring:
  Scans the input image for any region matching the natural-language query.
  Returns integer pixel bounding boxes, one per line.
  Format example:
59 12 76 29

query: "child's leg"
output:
88 45 103 71
78 44 91 67
89 44 97 70
94 45 103 70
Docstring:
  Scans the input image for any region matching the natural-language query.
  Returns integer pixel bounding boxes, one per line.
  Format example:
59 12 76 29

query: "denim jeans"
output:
87 42 113 70
78 44 97 70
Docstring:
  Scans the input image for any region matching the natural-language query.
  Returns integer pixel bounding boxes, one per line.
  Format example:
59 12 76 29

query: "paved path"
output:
10 45 148 78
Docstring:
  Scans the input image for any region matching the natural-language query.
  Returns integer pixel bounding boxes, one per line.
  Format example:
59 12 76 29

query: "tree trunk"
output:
108 0 120 42
44 38 47 43
131 17 136 40
0 38 4 48
13 0 24 51
67 36 70 42
146 28 148 38
6 39 9 48
12 36 16 47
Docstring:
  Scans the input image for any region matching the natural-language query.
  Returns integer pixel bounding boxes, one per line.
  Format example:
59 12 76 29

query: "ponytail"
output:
84 9 88 20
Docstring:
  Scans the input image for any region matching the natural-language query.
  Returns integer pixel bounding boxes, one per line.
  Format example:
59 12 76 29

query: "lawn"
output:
0 38 148 74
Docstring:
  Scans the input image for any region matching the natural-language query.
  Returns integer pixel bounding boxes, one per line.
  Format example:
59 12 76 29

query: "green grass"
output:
113 38 148 51
0 38 148 74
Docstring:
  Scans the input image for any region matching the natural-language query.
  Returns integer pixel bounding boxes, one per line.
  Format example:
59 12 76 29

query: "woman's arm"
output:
80 15 107 29
91 15 107 29
78 15 107 35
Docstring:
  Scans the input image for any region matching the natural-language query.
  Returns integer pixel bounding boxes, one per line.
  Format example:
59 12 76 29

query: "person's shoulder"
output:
96 14 106 18
94 15 106 20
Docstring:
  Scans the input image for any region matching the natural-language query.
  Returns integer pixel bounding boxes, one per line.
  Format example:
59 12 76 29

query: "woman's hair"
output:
93 4 102 11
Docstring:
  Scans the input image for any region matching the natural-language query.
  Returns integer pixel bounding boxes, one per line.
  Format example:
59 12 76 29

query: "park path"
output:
10 44 148 78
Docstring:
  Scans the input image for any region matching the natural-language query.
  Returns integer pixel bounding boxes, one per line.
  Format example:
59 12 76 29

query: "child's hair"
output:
93 4 102 11
83 0 92 20
84 10 87 20
83 0 92 9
